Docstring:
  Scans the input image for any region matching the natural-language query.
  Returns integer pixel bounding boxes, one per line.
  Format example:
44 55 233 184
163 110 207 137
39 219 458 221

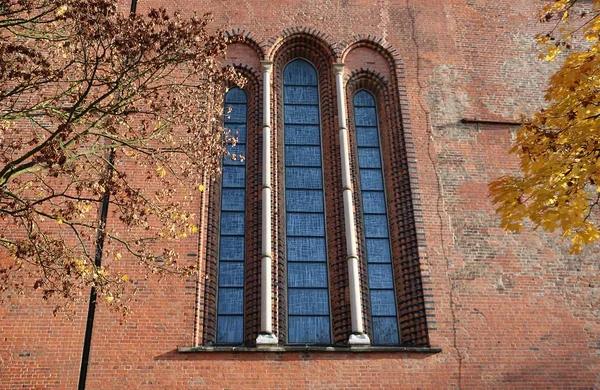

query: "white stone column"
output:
256 61 278 346
334 63 371 346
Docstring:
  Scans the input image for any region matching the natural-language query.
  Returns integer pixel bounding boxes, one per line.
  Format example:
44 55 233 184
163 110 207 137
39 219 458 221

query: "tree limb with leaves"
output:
0 0 242 312
489 0 600 253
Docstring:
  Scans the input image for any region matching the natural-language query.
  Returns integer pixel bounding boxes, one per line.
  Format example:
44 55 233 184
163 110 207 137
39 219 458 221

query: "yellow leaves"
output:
114 252 122 261
156 165 167 178
585 29 598 43
55 4 68 16
72 259 90 276
584 16 600 42
198 184 205 192
93 267 107 280
121 274 130 282
541 45 562 62
56 218 63 224
74 201 93 218
123 149 137 158
489 58 600 253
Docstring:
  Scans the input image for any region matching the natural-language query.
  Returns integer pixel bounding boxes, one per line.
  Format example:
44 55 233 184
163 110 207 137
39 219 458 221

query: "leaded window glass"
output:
284 59 331 344
216 87 247 344
353 90 400 345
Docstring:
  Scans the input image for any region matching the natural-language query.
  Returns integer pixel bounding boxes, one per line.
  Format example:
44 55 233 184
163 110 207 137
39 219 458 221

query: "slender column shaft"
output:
257 61 278 345
334 63 370 345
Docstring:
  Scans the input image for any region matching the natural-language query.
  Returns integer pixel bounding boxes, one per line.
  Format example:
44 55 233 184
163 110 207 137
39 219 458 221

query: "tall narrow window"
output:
353 90 400 345
216 87 247 344
284 59 331 344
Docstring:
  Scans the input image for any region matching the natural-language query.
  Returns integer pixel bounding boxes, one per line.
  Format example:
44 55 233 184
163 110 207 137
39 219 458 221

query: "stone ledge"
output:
178 345 442 354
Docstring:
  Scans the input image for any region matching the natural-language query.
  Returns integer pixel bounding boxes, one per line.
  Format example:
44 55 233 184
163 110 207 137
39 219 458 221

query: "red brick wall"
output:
1 1 599 389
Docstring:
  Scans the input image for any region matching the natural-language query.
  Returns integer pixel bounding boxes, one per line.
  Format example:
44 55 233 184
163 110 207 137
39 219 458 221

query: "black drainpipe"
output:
77 148 115 390
77 2 137 389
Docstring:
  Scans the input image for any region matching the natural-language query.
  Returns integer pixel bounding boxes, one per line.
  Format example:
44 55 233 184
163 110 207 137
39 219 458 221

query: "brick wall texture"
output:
1 0 600 389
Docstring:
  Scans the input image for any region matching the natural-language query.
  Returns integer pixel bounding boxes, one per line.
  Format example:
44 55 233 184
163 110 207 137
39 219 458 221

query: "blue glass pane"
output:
217 288 243 314
287 237 326 261
368 264 394 289
216 315 243 344
220 212 245 235
354 107 377 126
225 88 247 103
288 289 329 315
366 239 391 263
356 127 379 147
285 146 321 167
372 317 399 345
287 213 325 237
284 59 318 86
360 169 384 190
287 145 321 166
358 148 382 168
284 86 319 104
370 290 397 316
218 262 244 287
221 189 245 211
226 124 246 144
286 168 322 189
286 190 323 212
285 105 320 125
285 125 320 145
225 103 247 123
288 263 328 287
354 90 375 107
288 316 330 344
224 145 245 165
222 166 245 188
219 236 245 261
364 214 389 238
362 191 386 214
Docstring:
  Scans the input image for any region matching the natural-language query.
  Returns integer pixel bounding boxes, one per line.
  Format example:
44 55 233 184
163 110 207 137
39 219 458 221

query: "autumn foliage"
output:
0 0 241 311
490 0 600 253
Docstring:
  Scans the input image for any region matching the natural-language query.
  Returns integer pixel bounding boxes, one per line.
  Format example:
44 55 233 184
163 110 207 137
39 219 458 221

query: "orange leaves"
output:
0 0 241 312
490 1 600 252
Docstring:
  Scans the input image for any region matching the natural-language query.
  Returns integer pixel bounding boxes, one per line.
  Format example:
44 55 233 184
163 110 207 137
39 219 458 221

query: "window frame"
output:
215 87 249 345
282 58 334 345
352 89 401 346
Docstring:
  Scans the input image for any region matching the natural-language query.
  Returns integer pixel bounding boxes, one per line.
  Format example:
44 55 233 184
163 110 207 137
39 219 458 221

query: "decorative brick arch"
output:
339 35 402 70
225 29 267 60
265 27 339 62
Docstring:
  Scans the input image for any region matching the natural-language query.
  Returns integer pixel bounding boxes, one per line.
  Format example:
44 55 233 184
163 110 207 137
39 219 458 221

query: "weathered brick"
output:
1 1 599 389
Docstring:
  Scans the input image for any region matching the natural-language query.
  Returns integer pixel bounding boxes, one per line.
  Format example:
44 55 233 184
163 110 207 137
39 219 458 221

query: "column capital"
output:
261 61 273 73
333 62 345 75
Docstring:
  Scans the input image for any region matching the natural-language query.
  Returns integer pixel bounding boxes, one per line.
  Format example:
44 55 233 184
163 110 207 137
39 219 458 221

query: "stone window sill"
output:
178 345 442 354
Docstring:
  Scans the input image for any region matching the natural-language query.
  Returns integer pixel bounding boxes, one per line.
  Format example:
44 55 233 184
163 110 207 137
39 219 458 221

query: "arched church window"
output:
353 90 399 345
216 87 247 344
283 59 331 344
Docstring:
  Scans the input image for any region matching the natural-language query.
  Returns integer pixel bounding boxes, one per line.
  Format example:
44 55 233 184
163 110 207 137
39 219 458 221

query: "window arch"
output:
215 87 248 344
353 90 399 345
283 59 331 344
